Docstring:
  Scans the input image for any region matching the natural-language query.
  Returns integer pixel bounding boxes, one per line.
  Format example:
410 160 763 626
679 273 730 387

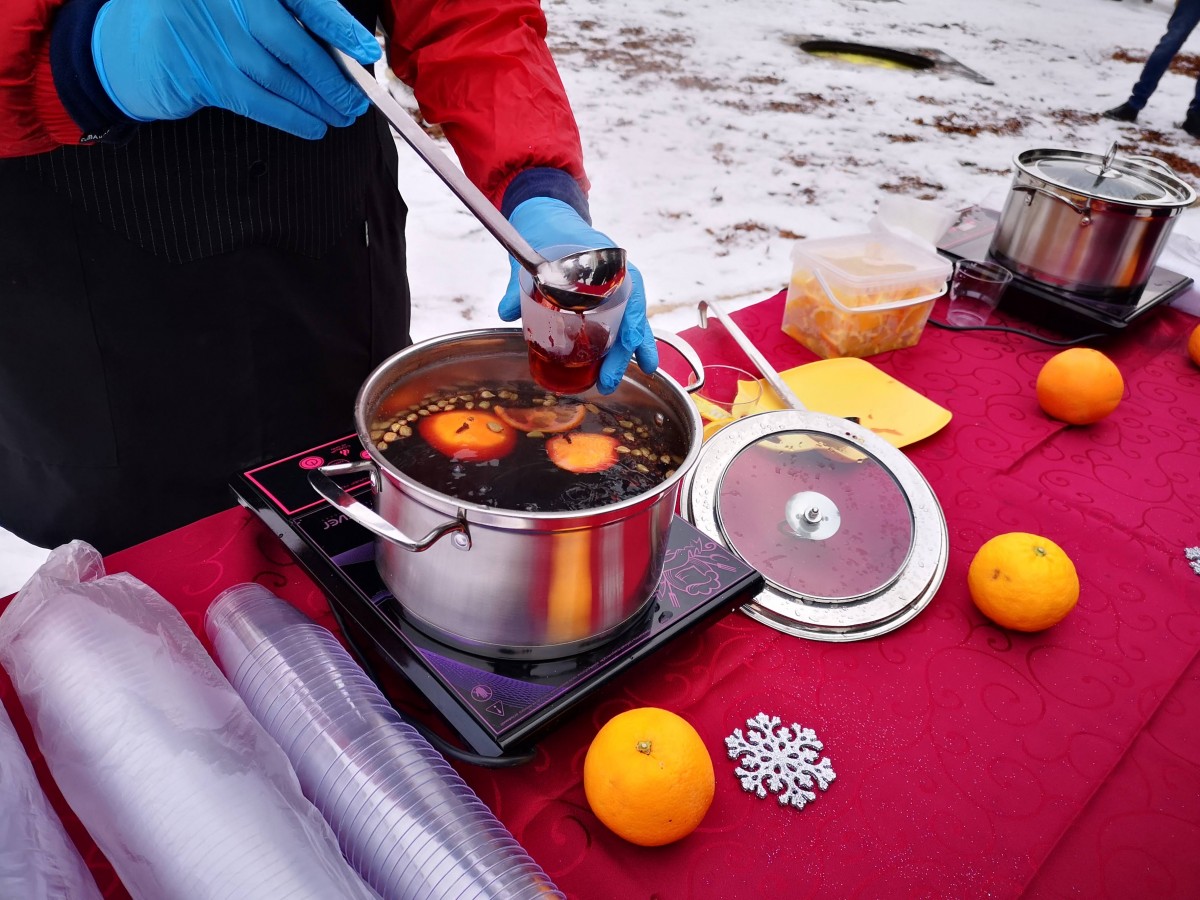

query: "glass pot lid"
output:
1018 146 1196 206
680 410 947 642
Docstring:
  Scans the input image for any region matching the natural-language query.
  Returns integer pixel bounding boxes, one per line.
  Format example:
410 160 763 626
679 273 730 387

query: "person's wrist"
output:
49 0 141 143
501 168 590 223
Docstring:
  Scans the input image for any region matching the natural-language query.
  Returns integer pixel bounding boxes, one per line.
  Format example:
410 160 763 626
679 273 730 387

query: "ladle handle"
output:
332 49 547 275
698 299 808 410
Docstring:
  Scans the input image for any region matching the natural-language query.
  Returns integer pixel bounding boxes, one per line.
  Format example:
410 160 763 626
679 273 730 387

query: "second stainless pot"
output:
310 329 704 660
989 144 1196 302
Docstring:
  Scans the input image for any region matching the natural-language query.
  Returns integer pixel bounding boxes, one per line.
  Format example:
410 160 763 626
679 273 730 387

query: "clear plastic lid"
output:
791 231 952 292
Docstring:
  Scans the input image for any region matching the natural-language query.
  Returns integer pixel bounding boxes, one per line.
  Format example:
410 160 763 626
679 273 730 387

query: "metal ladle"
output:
698 299 808 410
333 50 626 312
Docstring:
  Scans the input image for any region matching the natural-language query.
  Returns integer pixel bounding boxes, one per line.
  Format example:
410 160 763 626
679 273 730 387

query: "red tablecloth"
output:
3 291 1199 899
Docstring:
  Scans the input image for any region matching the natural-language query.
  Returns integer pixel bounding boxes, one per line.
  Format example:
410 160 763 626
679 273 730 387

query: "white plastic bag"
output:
0 699 102 899
0 541 378 900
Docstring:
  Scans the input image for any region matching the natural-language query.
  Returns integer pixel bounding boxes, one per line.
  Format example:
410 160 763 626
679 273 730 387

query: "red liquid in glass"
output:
527 317 609 394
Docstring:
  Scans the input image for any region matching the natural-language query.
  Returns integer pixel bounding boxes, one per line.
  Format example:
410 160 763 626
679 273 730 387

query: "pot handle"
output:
1012 184 1093 224
652 328 706 394
308 459 471 552
1123 153 1178 177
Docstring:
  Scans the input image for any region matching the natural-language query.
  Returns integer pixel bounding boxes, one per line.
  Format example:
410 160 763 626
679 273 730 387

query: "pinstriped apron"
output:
0 18 414 552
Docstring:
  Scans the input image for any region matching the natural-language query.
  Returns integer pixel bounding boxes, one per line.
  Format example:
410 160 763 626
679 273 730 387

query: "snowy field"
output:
5 0 1200 594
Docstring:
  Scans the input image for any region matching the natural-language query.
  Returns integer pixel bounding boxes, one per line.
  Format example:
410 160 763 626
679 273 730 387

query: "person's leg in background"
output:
1105 0 1200 121
1183 69 1200 134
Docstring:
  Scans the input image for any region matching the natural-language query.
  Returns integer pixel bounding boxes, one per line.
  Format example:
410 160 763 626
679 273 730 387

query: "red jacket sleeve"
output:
0 0 83 156
381 0 589 208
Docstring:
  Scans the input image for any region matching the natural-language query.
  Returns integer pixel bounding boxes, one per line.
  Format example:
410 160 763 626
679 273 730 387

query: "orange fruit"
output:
967 532 1080 632
583 707 715 847
494 403 586 433
701 418 730 442
545 432 619 474
418 410 516 462
1035 348 1124 425
1188 323 1200 368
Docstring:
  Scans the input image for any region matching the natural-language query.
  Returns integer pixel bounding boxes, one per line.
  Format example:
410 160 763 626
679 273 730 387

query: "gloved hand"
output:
92 0 382 139
499 198 658 395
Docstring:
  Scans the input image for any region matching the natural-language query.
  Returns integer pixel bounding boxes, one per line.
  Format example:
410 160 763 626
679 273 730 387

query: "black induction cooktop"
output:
937 206 1192 332
231 434 762 760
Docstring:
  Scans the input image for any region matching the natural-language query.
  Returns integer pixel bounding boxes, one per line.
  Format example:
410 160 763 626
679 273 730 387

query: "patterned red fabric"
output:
2 293 1198 899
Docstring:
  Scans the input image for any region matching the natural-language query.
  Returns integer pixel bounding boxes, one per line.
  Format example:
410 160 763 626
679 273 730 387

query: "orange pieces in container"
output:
781 232 951 358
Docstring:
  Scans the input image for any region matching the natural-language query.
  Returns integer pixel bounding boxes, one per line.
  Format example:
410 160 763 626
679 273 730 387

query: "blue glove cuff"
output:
90 2 153 123
50 0 140 143
501 168 590 224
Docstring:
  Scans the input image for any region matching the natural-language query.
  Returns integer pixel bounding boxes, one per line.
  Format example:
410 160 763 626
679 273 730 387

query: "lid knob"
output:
785 491 841 541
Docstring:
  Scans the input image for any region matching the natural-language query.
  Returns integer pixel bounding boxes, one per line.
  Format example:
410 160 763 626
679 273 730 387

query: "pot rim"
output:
1012 146 1197 209
354 327 704 528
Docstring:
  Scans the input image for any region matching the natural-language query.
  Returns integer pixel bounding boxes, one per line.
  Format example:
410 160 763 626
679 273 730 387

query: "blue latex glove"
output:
499 198 658 394
92 0 382 139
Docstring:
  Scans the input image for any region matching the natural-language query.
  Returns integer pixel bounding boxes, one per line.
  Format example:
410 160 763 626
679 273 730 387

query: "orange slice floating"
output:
418 410 516 462
494 404 586 434
545 432 619 474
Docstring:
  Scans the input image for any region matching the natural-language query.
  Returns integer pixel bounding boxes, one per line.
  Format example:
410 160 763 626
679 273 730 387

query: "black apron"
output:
0 51 412 553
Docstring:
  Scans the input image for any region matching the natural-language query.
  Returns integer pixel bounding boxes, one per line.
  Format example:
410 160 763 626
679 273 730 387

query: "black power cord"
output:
927 317 1109 346
323 598 537 769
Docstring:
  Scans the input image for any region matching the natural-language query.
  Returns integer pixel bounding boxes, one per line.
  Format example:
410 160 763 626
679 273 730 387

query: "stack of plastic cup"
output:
206 583 564 900
0 541 378 900
0 700 103 899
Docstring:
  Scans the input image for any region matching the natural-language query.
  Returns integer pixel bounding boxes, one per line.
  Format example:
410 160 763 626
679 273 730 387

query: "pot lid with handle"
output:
679 409 948 642
1017 143 1197 206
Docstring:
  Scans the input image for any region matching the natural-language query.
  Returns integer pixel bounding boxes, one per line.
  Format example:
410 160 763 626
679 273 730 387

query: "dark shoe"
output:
1182 112 1200 138
1102 103 1138 122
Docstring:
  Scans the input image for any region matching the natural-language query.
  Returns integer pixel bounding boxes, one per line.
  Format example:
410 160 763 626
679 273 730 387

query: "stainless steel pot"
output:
989 143 1196 302
309 328 705 660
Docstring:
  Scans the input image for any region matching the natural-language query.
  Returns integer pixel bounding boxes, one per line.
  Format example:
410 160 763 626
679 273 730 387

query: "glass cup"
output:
946 258 1012 327
687 365 763 425
519 243 631 394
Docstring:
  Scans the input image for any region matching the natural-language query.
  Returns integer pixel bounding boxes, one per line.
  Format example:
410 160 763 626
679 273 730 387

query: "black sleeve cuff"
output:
501 168 591 224
50 0 139 144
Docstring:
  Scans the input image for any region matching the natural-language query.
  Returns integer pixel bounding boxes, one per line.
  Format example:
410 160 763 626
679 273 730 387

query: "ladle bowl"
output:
535 247 628 311
333 49 626 312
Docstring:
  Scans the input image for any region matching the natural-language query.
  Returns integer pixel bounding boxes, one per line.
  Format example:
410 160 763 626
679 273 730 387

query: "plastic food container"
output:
782 232 952 358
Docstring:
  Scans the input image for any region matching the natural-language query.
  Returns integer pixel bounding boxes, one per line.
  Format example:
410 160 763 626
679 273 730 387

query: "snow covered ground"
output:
4 0 1200 595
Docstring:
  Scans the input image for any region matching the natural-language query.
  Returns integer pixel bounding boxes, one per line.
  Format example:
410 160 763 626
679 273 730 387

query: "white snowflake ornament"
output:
725 713 835 811
1186 547 1200 576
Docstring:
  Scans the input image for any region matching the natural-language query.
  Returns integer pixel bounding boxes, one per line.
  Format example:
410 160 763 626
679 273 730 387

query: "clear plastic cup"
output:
206 584 313 647
687 364 763 424
205 584 564 899
239 643 357 709
225 627 336 687
316 740 436 825
309 730 429 805
378 818 511 897
272 698 395 762
334 755 465 826
399 832 520 900
946 258 1012 327
206 583 309 635
257 671 385 736
518 243 631 394
388 829 491 893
